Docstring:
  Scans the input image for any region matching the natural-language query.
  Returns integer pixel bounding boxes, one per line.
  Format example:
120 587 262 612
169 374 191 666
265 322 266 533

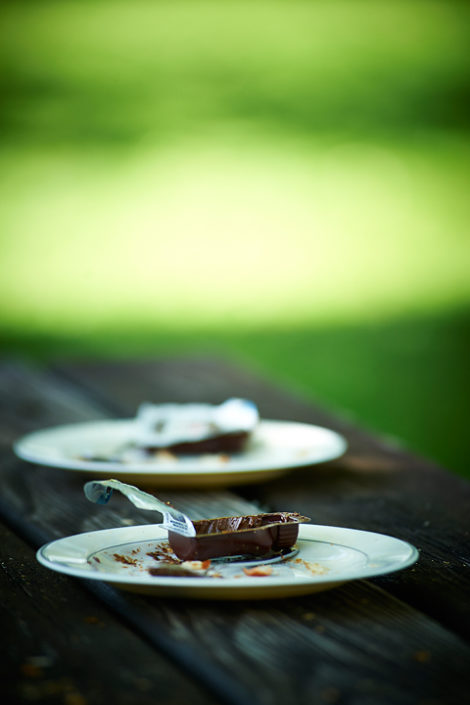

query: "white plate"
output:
14 419 347 487
36 524 418 600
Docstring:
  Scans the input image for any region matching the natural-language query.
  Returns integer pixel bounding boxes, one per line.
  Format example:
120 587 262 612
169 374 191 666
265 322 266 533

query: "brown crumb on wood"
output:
83 616 104 626
302 612 315 621
84 616 99 624
320 686 340 703
413 650 431 663
20 663 43 678
65 692 88 705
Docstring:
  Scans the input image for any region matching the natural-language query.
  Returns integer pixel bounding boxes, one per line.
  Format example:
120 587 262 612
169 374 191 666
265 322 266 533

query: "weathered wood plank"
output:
253 454 470 639
2 360 469 705
54 358 470 637
3 458 469 705
0 519 220 705
0 362 261 705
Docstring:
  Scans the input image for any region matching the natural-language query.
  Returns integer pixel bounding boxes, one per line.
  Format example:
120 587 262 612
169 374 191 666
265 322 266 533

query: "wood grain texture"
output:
0 520 220 705
2 359 470 705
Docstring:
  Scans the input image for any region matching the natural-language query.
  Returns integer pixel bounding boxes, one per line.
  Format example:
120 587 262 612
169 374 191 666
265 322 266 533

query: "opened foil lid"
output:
133 398 259 448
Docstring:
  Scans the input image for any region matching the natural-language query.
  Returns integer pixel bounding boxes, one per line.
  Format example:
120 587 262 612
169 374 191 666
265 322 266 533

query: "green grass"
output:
1 1 469 142
1 134 469 330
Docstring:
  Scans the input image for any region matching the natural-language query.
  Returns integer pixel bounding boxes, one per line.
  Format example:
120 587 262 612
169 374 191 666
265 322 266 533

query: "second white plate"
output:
14 419 347 487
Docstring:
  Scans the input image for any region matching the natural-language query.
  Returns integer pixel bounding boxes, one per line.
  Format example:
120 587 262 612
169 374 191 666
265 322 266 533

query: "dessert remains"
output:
79 398 259 464
168 512 310 561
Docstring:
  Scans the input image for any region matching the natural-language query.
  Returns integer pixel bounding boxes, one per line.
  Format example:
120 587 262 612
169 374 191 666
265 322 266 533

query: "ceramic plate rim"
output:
14 419 347 475
36 524 419 589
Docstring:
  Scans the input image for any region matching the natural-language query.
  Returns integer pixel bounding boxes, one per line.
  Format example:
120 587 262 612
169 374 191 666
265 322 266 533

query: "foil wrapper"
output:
84 479 196 536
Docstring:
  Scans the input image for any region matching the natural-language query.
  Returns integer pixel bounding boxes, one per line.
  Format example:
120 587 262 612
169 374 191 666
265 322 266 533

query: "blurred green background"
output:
1 0 469 475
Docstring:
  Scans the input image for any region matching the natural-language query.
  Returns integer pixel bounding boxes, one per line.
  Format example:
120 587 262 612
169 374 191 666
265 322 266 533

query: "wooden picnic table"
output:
1 357 469 705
